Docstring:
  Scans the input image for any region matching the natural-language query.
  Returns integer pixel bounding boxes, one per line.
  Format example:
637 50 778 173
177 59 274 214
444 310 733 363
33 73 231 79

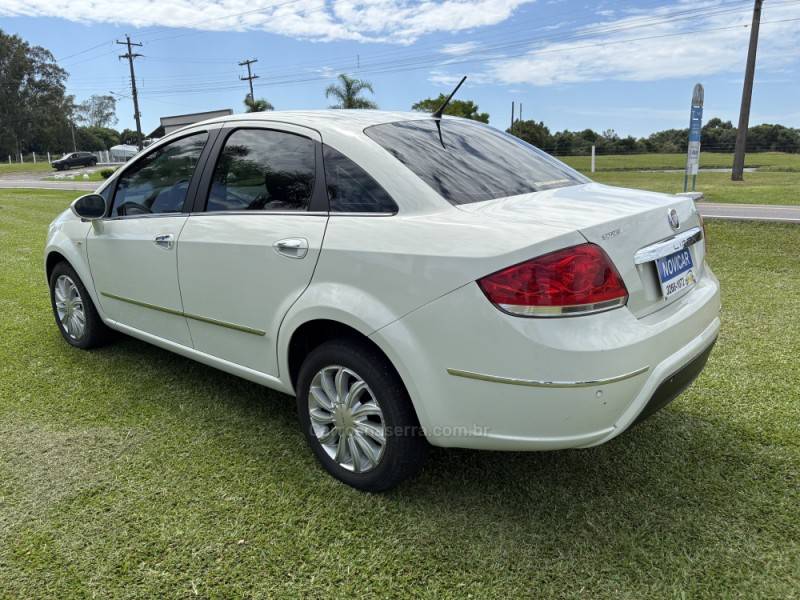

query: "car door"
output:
176 122 328 376
87 126 219 346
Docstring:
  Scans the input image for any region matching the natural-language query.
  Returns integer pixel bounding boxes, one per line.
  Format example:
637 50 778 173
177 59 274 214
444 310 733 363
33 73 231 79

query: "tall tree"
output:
325 74 377 109
244 96 274 112
0 30 71 156
412 95 489 123
507 120 551 147
74 94 118 128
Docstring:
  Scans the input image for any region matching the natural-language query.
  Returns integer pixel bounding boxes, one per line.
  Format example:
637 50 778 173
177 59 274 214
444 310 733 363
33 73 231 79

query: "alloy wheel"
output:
308 365 386 473
54 274 86 340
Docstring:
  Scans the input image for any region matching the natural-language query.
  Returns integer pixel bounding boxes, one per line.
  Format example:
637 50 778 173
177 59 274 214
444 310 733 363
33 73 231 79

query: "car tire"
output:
296 339 428 492
49 261 111 349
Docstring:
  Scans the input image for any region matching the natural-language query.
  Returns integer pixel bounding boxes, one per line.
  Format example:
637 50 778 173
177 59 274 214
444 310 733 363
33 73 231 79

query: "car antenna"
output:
432 75 467 149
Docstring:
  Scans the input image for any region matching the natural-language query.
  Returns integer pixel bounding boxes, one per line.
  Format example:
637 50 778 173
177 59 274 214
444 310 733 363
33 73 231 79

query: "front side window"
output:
206 129 315 212
364 119 588 205
111 132 208 217
323 145 397 213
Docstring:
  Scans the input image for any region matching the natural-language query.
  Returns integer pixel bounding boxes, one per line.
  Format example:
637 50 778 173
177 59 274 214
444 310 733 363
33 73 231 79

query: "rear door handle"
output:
153 233 175 250
274 238 309 259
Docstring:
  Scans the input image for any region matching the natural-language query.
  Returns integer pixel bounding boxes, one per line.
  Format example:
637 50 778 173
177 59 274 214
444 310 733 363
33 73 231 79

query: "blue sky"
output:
2 0 799 137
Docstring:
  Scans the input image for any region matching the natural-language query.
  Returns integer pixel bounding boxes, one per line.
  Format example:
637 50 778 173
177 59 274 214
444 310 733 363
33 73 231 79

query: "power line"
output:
129 15 800 99
117 35 144 150
239 58 260 101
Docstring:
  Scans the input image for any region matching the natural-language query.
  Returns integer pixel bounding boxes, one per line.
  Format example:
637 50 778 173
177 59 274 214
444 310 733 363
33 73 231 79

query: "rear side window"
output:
206 129 315 212
364 119 587 205
111 132 208 217
323 146 397 213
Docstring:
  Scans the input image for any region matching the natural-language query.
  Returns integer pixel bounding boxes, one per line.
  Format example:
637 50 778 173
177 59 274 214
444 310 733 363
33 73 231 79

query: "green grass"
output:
0 162 53 174
556 152 800 205
589 171 800 205
559 151 800 172
1 189 798 598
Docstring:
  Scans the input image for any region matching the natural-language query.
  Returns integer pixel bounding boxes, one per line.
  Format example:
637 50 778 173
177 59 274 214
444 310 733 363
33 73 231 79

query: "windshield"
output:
364 119 587 205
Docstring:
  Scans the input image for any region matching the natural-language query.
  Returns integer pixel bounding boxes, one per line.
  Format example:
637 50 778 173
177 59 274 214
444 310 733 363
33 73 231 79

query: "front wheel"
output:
296 340 427 492
49 261 111 349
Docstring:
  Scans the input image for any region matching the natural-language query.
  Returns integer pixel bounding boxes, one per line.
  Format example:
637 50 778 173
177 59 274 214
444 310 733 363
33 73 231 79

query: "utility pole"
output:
732 0 763 181
117 35 144 150
511 101 515 129
239 58 259 102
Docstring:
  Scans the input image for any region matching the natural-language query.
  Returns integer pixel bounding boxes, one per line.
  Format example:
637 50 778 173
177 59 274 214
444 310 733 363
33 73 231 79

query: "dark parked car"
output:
52 152 97 171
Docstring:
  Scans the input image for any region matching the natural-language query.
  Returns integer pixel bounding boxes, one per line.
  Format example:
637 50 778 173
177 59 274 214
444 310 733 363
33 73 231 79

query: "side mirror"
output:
70 193 107 221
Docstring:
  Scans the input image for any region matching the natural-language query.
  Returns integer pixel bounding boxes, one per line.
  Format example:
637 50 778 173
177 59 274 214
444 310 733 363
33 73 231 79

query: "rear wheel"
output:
49 261 111 349
296 340 427 492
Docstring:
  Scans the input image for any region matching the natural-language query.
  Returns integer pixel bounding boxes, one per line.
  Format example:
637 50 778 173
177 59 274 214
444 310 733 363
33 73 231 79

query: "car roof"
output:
198 109 438 137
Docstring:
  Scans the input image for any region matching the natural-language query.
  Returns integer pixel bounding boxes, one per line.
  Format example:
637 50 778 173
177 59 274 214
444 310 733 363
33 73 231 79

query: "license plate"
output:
655 248 696 300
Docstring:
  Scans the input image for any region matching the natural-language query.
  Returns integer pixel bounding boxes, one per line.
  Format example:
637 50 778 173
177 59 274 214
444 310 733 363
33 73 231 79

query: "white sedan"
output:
45 111 720 491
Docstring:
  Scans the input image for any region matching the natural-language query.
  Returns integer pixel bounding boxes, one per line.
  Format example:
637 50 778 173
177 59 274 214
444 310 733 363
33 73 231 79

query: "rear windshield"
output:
364 119 587 205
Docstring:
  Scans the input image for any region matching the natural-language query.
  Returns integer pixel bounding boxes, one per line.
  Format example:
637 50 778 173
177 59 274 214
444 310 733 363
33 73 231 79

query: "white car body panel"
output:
45 110 721 452
177 213 328 375
87 216 194 346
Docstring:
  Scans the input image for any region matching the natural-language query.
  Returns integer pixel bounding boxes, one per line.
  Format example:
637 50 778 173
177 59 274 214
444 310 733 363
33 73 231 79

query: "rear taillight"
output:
477 243 628 317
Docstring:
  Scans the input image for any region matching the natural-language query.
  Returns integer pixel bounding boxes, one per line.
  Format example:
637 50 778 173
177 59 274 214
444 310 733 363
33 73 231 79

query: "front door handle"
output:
274 238 309 259
153 233 175 250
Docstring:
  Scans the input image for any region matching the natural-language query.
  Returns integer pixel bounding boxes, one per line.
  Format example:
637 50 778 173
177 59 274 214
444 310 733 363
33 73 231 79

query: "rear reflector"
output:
477 243 628 317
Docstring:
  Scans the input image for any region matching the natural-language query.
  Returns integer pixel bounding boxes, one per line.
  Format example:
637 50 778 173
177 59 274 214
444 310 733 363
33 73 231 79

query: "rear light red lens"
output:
477 243 628 317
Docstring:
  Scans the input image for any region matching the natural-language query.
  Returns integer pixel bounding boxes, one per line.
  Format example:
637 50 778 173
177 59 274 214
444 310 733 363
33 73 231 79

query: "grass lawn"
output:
1 189 798 597
589 170 800 205
555 152 800 205
0 162 53 174
559 151 800 172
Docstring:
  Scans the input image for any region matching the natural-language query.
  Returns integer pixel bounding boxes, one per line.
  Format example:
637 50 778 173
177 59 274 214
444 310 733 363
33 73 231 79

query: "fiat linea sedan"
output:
45 111 720 491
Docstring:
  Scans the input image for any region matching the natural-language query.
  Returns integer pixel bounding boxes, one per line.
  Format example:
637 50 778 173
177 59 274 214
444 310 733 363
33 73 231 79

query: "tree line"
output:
3 28 798 159
507 117 800 155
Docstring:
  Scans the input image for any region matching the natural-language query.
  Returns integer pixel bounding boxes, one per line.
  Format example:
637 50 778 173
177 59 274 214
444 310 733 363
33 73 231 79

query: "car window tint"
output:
323 145 397 213
111 132 208 217
364 119 587 205
206 129 315 212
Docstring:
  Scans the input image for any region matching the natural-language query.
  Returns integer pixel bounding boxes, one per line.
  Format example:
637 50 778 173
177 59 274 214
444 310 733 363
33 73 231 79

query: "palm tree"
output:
244 96 274 112
325 74 377 109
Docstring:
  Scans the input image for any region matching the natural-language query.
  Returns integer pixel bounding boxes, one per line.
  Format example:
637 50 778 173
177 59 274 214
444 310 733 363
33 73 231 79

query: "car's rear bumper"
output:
371 264 721 450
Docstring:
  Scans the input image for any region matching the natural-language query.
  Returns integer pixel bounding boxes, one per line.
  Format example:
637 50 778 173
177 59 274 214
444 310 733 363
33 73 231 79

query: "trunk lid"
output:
457 183 706 317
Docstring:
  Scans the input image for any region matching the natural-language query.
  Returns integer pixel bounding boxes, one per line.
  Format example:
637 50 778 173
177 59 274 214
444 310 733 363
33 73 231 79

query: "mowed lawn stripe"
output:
0 189 798 598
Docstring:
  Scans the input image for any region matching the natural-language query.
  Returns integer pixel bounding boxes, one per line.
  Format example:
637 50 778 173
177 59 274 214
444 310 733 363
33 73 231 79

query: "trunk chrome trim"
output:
446 365 650 388
633 227 703 265
497 296 627 318
100 291 267 336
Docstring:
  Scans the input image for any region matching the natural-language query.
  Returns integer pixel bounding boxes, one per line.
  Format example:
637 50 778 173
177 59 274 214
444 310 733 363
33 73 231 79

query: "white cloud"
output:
440 41 480 55
464 0 800 86
0 0 535 44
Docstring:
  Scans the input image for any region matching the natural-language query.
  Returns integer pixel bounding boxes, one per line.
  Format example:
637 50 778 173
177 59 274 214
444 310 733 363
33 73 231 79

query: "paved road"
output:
0 179 97 191
697 202 800 223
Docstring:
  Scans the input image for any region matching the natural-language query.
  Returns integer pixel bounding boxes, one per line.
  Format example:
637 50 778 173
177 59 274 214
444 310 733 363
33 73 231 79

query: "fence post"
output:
47 151 51 163
33 152 37 164
591 145 596 173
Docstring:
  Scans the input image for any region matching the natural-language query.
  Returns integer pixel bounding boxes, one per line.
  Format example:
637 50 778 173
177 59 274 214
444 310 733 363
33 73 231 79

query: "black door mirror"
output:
70 193 107 221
